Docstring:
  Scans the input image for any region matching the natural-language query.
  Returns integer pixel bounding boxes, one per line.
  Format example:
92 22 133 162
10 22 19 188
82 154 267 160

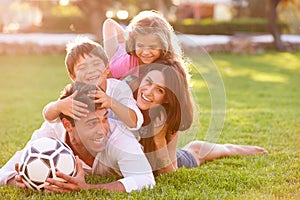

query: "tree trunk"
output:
268 0 286 51
89 12 106 41
156 0 168 18
74 0 111 41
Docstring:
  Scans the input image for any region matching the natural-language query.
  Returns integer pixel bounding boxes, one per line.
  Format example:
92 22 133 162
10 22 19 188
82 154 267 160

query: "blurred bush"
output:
170 18 289 35
37 16 289 35
32 4 92 33
40 15 91 33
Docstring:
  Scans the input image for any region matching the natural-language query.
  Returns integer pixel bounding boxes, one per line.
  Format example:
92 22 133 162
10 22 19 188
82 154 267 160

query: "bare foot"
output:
224 144 268 156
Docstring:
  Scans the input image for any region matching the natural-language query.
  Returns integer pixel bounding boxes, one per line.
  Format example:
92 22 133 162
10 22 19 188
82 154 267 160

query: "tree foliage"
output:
69 0 173 40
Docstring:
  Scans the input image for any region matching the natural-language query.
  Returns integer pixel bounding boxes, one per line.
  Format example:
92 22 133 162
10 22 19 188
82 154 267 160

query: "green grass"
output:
0 52 299 199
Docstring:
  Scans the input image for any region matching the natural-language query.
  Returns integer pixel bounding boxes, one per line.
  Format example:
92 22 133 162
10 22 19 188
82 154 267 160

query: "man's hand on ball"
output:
44 156 89 192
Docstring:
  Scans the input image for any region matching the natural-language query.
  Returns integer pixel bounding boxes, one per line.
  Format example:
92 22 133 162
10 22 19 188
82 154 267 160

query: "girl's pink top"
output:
109 43 139 79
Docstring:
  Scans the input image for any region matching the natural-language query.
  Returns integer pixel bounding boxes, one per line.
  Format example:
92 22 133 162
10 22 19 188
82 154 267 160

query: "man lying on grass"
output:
0 82 155 192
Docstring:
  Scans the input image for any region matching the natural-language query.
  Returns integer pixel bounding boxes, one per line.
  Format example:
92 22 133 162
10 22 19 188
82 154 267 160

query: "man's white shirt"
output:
0 119 155 192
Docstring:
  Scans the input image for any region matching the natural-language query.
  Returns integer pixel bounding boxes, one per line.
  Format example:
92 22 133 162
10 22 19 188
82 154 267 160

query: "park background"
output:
0 0 299 199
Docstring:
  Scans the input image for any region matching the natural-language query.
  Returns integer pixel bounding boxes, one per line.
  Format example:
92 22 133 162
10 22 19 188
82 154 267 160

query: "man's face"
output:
73 107 109 156
73 54 107 86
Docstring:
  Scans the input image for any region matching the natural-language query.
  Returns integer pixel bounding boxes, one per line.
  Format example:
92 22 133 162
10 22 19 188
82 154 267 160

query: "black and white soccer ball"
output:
18 137 76 190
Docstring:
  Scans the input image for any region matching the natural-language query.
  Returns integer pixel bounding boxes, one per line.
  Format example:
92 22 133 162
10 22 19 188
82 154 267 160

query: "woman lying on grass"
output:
90 63 268 176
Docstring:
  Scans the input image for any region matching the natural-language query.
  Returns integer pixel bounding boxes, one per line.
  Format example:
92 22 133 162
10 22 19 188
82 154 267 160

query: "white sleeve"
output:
108 79 143 130
0 151 22 185
30 120 65 141
108 127 155 192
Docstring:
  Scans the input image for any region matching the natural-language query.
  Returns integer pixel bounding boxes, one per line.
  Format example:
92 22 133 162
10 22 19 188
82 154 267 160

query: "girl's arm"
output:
102 18 125 60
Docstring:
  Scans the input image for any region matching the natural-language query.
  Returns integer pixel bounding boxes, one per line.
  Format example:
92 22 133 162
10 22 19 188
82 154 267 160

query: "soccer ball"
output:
18 137 76 190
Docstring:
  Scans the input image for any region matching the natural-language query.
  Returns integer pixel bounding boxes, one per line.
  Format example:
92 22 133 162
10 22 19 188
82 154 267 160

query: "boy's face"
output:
73 107 109 156
72 54 107 86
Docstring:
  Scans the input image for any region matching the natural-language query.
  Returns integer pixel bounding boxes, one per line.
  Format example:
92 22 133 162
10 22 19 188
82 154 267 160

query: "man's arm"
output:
46 125 155 193
45 157 127 192
0 151 22 186
0 121 65 187
108 126 155 192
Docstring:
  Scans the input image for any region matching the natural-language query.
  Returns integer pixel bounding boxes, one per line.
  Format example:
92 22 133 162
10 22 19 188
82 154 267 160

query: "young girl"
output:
102 10 187 80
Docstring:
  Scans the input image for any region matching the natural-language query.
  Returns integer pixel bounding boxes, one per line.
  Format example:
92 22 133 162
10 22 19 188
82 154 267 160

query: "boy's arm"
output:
110 98 138 129
90 89 138 129
43 91 88 122
102 18 125 59
90 79 143 130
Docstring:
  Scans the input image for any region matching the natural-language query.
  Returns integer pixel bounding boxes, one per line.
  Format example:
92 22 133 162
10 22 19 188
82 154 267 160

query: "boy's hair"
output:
126 10 182 60
59 82 103 126
65 37 109 77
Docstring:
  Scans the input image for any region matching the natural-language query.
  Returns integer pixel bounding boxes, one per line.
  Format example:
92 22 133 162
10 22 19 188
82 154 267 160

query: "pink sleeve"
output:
109 43 139 79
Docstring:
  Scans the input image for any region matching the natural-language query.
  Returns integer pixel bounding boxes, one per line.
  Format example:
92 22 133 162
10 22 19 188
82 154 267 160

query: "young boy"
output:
43 37 143 130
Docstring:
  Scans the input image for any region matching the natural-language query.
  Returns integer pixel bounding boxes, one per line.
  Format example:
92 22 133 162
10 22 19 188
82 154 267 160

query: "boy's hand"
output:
88 89 113 109
58 91 89 120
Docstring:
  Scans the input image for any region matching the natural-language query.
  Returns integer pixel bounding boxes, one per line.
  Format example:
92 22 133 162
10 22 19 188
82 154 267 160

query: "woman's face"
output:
136 70 167 110
135 34 162 64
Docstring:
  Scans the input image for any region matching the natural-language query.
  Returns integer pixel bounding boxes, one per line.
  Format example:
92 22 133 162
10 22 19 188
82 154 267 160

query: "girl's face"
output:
137 70 167 110
135 34 162 64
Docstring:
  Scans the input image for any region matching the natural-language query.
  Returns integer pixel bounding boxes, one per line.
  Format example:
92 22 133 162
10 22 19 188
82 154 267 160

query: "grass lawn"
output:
0 52 299 199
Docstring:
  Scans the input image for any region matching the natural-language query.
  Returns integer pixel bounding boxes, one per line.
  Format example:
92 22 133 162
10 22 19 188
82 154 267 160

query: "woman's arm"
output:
153 131 178 175
140 125 178 175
